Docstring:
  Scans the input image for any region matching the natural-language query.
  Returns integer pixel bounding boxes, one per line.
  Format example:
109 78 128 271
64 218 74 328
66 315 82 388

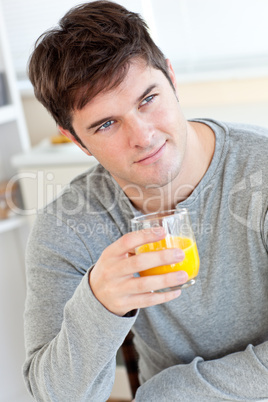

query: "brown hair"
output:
28 1 172 140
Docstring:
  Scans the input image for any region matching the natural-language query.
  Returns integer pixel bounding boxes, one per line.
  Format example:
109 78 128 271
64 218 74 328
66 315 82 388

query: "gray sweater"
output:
23 119 268 401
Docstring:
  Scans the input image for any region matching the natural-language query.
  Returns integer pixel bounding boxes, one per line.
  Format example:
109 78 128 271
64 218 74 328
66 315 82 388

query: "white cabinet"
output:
0 1 32 401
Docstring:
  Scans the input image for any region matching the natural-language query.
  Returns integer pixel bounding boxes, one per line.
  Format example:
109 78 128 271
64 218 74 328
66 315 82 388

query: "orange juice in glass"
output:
131 209 200 292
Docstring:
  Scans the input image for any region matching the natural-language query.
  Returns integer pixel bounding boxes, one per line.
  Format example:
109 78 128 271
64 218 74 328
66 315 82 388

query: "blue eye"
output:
140 94 155 107
99 120 115 131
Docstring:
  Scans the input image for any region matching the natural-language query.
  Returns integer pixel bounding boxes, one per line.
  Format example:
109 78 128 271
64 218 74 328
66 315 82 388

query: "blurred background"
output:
0 0 268 401
3 0 268 145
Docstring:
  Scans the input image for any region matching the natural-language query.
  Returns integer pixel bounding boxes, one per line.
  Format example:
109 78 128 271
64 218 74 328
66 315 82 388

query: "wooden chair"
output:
121 331 140 398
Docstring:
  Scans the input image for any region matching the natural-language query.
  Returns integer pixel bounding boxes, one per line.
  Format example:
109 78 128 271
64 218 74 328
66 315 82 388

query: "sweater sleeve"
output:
135 343 268 401
23 213 136 402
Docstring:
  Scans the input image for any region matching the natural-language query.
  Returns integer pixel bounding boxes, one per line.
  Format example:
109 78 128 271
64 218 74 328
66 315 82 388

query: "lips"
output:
135 142 166 165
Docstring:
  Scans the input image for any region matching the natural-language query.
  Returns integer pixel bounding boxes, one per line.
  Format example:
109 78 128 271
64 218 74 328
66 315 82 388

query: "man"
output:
23 1 268 401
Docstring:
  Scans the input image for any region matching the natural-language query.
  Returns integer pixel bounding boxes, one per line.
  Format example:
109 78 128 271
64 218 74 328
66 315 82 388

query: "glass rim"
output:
131 208 189 223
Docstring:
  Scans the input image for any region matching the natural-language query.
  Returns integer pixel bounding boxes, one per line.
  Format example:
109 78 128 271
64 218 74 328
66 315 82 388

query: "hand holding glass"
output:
131 209 200 292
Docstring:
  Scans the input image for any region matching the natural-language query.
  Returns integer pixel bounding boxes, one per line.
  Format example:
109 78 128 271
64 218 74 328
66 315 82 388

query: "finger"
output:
109 227 167 256
129 287 183 309
111 283 183 316
129 270 188 295
122 247 185 276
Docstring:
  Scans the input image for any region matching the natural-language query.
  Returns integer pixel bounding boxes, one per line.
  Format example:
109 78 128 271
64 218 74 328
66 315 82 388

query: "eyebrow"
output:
86 84 157 131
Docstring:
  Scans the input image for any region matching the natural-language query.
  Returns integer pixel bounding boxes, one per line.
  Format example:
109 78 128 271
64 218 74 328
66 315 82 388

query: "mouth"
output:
134 142 166 165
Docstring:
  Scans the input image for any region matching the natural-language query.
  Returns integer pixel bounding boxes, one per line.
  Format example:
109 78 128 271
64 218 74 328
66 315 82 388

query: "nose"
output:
126 115 154 148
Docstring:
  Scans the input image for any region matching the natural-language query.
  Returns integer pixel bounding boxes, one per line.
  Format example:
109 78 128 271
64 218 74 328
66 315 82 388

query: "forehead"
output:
86 60 163 107
70 60 169 131
73 58 148 110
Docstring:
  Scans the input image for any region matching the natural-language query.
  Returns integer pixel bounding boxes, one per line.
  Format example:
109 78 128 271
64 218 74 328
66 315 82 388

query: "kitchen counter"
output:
12 138 98 167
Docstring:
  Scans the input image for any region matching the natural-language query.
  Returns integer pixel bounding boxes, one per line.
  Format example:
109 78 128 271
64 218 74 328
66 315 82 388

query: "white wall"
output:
181 76 268 128
3 0 268 81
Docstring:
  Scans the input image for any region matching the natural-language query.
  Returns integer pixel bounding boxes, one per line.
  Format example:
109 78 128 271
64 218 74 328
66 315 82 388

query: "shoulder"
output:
226 121 268 143
29 163 133 264
225 121 268 173
191 118 268 156
204 118 268 166
229 121 268 137
44 163 118 217
195 118 268 139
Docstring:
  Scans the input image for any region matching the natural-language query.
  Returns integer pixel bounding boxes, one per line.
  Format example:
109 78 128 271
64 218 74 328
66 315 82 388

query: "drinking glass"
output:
131 208 200 292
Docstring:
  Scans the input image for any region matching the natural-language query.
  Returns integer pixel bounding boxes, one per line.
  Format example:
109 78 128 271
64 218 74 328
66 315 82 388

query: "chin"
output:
143 172 177 189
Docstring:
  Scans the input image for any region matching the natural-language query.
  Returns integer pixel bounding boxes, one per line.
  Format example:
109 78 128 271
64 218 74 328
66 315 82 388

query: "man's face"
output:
67 59 188 194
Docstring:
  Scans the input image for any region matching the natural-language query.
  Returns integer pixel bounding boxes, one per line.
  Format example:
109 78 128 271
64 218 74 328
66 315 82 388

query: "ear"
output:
58 127 92 156
166 58 178 95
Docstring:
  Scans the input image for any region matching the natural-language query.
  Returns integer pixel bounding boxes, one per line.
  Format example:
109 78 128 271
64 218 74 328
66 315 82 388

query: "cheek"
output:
155 105 180 133
89 138 123 164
